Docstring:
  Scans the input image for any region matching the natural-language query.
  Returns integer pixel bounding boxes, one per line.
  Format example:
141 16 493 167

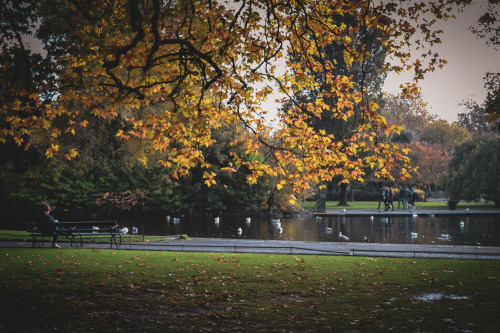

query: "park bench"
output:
26 220 122 249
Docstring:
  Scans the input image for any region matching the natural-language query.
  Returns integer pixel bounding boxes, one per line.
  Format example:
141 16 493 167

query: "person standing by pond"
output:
377 186 386 210
36 204 62 248
408 188 417 212
387 186 394 211
403 186 410 210
397 184 405 210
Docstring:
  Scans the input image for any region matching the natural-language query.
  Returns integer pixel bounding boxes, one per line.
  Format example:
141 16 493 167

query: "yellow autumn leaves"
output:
2 0 467 193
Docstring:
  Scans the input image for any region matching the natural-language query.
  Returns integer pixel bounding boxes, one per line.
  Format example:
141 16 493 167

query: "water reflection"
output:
122 214 500 246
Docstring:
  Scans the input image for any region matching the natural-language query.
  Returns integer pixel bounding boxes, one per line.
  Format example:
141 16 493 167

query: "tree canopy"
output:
469 0 500 131
1 0 476 198
443 133 500 207
457 99 492 135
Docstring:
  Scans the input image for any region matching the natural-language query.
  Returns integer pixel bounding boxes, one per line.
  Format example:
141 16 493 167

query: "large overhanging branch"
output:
0 0 472 190
101 0 224 101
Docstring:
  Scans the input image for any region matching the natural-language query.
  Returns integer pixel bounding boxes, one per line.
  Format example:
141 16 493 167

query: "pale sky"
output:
261 1 499 125
383 2 499 122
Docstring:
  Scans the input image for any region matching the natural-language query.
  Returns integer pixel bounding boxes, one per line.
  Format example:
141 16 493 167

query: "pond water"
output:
122 214 500 247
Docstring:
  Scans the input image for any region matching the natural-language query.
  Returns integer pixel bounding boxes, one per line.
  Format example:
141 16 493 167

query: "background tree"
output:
403 141 451 189
457 99 492 135
483 73 500 131
381 92 436 139
443 133 500 207
283 8 393 206
171 122 274 215
470 0 500 131
381 92 469 193
420 119 470 147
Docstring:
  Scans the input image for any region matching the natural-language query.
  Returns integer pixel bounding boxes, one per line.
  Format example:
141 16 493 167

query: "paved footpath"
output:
2 237 499 260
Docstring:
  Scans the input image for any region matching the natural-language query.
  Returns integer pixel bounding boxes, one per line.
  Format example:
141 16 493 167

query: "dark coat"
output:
36 212 58 234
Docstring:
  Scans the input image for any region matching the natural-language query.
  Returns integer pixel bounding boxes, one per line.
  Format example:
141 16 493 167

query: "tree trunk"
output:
337 183 349 206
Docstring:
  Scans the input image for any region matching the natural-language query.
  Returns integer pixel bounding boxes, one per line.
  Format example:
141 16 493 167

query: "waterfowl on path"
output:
338 232 350 242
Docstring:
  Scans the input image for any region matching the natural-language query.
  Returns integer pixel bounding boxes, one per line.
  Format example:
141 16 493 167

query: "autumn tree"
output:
284 8 390 206
1 0 474 202
420 119 470 147
403 141 451 187
0 2 58 149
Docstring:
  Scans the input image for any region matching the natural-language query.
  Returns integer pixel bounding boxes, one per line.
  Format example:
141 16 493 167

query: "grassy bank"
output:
1 248 499 332
301 200 499 211
0 230 183 243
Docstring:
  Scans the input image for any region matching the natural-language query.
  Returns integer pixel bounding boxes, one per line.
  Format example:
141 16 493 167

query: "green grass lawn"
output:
0 230 184 243
301 200 499 211
1 247 499 332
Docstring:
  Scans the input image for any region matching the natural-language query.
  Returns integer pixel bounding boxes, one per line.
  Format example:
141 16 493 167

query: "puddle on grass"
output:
414 293 470 302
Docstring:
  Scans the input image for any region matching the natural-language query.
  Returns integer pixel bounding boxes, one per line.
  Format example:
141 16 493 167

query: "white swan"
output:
338 232 350 241
271 219 282 234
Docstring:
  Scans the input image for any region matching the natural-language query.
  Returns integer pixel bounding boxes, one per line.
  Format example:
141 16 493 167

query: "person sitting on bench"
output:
36 204 63 248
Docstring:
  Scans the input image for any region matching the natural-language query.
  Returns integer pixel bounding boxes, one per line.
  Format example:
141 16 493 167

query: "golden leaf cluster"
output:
1 0 470 191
